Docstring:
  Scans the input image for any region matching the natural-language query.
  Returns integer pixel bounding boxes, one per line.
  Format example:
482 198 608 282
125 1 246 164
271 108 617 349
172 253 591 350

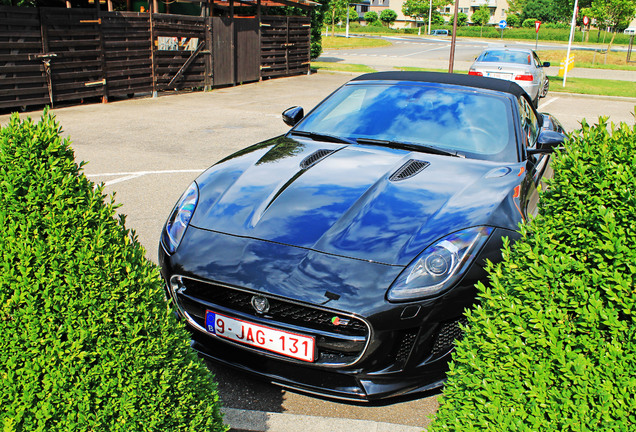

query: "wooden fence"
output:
261 15 311 79
0 6 310 111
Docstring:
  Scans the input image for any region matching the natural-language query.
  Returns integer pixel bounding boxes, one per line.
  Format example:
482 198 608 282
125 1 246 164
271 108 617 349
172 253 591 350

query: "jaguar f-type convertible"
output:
158 71 566 401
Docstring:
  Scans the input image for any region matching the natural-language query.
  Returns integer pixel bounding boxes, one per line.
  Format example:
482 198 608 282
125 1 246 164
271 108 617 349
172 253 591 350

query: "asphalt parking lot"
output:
2 70 635 431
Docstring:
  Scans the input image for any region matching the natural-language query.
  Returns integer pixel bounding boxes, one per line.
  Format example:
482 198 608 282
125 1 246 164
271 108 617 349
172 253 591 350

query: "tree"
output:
588 0 636 52
364 10 380 24
522 0 558 23
589 0 636 29
402 0 429 26
402 0 449 33
430 11 444 25
347 6 358 23
311 0 330 59
507 0 529 15
325 0 349 35
380 8 398 27
457 12 468 26
551 0 593 22
471 5 491 36
402 0 447 30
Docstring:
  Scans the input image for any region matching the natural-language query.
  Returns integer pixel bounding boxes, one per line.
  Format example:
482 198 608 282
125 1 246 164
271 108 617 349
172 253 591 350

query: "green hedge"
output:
0 112 228 432
340 24 633 44
429 118 636 431
455 26 632 44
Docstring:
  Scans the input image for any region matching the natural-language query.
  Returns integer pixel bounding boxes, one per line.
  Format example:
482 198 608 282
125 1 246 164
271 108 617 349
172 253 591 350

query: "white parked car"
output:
468 48 550 107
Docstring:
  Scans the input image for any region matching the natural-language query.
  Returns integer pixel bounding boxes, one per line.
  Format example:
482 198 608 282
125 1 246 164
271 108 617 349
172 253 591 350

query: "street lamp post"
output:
427 0 432 35
563 0 579 86
346 4 350 38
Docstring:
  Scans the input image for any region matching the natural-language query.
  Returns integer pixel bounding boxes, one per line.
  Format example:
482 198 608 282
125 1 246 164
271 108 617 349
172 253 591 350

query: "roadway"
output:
317 34 636 81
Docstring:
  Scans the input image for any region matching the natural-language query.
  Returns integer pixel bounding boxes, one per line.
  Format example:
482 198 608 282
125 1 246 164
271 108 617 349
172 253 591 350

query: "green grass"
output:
322 35 392 50
311 61 377 73
547 75 636 98
537 50 636 71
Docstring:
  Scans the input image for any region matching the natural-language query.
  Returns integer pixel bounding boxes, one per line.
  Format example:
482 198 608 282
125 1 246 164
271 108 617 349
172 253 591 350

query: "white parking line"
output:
402 45 447 57
103 174 144 186
86 169 206 186
539 96 559 109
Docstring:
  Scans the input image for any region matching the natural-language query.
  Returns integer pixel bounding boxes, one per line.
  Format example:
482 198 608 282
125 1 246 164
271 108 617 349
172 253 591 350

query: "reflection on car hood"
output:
190 136 523 266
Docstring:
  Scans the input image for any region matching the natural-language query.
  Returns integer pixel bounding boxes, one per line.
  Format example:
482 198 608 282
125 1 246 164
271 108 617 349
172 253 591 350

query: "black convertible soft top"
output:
351 71 528 100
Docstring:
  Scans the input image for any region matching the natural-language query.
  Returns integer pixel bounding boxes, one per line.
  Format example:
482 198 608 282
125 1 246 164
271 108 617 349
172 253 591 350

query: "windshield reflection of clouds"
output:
297 83 515 162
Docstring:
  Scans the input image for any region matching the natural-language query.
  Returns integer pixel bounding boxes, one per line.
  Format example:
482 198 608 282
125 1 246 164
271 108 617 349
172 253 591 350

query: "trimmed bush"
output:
0 112 228 432
363 10 378 25
506 13 520 28
429 118 636 431
523 17 539 28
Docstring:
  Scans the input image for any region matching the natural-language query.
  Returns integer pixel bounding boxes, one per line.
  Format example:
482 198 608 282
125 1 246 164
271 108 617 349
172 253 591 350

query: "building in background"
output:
366 0 510 29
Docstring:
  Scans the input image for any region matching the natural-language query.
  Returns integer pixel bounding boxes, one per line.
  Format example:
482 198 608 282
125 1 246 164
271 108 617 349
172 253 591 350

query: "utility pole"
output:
448 0 459 72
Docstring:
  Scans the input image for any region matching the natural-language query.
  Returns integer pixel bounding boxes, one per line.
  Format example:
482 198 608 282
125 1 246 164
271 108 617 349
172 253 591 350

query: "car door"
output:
517 96 546 219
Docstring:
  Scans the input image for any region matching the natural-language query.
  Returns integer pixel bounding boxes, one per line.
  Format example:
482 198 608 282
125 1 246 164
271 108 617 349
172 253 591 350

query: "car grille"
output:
430 317 467 357
170 276 370 367
392 328 419 366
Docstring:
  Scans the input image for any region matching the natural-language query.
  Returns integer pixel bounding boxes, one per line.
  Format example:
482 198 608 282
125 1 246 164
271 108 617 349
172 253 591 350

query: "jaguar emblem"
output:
251 296 270 314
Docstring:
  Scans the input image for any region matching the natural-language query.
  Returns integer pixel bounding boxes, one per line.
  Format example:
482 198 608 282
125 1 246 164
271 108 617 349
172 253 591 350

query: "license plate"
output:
205 310 316 362
486 72 512 80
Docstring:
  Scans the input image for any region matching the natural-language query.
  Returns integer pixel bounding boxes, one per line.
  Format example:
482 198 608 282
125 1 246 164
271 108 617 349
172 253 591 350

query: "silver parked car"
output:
469 48 550 107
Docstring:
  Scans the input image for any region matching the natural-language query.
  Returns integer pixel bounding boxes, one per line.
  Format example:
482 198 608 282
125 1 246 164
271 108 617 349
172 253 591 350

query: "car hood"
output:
190 136 523 266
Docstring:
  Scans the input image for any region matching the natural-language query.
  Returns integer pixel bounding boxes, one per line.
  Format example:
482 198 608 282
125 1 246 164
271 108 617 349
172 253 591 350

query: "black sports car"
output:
158 72 566 401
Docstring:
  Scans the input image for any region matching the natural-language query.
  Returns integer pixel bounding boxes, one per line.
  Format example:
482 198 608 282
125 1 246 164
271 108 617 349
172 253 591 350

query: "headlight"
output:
387 226 493 302
161 182 199 254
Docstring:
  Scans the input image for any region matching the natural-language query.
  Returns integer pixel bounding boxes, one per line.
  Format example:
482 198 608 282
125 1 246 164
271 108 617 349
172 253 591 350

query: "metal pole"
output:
448 0 459 73
346 5 350 38
427 0 432 35
563 0 579 87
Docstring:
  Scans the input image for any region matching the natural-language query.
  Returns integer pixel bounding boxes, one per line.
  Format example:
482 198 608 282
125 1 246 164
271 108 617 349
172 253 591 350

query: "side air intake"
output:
389 159 430 181
300 149 334 169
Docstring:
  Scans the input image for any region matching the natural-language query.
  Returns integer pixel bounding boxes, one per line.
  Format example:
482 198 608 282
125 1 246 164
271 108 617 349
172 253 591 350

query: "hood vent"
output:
389 159 430 181
300 149 334 170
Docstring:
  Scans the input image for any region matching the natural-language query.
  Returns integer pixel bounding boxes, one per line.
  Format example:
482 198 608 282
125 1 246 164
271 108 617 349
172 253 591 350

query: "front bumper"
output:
158 226 511 400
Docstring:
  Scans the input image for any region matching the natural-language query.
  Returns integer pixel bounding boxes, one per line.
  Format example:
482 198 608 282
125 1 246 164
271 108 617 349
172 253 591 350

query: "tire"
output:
540 77 549 98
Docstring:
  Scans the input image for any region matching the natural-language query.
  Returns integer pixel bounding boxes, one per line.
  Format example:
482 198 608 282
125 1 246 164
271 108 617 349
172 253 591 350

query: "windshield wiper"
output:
290 130 355 144
355 138 462 157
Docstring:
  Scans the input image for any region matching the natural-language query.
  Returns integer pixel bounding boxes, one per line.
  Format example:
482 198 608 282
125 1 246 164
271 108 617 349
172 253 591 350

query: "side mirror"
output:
542 61 551 67
528 130 566 155
282 106 304 127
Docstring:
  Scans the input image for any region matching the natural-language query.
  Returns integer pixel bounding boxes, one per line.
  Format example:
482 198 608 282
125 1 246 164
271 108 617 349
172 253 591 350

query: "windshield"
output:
477 50 531 65
294 82 517 162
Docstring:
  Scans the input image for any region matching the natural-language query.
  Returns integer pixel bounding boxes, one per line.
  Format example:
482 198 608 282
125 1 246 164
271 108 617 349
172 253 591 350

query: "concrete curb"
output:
223 408 426 432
